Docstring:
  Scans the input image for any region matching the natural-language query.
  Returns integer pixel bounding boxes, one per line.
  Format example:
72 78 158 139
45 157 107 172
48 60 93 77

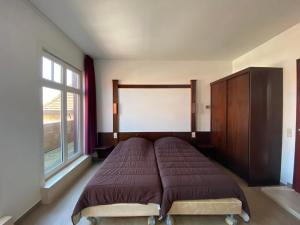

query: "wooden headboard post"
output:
112 80 119 144
191 80 197 139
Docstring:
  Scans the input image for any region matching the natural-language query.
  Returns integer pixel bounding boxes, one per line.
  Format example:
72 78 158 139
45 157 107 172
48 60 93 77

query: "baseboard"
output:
280 182 293 188
14 201 41 225
41 155 92 204
0 217 14 225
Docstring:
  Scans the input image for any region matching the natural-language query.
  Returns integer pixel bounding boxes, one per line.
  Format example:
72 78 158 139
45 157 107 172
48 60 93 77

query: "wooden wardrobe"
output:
211 67 283 186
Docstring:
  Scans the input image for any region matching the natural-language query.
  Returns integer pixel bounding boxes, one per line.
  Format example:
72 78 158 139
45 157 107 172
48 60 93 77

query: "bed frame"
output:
78 199 249 225
78 80 250 225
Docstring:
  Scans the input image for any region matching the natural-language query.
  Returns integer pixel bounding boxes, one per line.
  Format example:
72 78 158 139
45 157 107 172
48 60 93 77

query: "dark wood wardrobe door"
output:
249 70 283 185
227 74 250 179
211 81 227 164
295 59 300 192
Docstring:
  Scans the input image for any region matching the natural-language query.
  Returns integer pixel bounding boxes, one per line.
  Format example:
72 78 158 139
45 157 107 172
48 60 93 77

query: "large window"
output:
41 52 83 177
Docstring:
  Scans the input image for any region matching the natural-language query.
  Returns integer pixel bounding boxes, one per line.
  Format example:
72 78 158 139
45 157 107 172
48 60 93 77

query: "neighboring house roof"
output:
44 94 75 111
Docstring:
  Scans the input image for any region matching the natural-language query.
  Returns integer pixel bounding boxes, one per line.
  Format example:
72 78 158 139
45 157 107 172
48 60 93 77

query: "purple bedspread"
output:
154 137 250 218
72 137 162 224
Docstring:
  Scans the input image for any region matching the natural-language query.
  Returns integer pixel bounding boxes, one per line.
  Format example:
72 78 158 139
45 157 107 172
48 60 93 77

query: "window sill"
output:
45 152 84 180
41 155 91 204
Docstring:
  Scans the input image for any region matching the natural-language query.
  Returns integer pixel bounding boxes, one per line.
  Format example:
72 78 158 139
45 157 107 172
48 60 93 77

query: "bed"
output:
154 137 250 225
72 137 162 225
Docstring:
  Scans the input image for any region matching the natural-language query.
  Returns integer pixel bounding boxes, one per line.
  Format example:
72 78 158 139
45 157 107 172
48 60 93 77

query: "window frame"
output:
41 51 84 179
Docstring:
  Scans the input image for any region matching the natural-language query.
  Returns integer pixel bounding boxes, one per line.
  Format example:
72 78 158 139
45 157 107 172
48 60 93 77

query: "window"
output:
41 52 83 177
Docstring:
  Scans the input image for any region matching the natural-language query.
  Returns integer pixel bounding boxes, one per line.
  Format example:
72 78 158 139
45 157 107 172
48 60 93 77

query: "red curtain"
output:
84 55 97 155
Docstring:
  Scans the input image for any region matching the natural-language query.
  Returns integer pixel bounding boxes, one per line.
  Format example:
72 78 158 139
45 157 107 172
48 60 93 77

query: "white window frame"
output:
41 51 84 179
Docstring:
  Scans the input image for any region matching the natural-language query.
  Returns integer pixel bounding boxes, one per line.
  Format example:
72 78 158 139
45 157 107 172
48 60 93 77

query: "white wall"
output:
233 22 300 185
95 60 232 132
0 0 83 220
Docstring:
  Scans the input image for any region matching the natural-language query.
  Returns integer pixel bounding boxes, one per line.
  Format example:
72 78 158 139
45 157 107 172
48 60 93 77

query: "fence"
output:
43 121 74 153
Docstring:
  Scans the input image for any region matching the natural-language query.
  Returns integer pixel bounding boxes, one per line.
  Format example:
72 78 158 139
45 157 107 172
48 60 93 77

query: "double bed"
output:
72 137 250 225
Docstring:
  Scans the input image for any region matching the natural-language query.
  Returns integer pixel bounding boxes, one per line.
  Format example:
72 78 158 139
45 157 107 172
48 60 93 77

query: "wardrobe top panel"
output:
211 67 283 85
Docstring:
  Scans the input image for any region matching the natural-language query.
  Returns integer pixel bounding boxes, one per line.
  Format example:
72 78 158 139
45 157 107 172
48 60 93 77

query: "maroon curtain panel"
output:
84 55 97 155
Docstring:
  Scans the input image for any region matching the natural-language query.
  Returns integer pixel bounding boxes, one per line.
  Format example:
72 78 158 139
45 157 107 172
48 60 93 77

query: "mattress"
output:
154 137 250 218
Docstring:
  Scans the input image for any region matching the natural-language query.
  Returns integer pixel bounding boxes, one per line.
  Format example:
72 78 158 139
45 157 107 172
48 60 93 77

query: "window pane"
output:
67 92 80 158
66 69 72 86
53 63 62 83
73 72 79 88
42 57 52 80
43 87 63 174
67 69 79 88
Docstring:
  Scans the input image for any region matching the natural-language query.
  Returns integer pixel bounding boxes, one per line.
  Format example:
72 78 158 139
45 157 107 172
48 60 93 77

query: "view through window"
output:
42 52 82 177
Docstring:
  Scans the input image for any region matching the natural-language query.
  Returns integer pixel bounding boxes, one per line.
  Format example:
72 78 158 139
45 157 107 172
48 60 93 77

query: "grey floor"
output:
17 161 300 225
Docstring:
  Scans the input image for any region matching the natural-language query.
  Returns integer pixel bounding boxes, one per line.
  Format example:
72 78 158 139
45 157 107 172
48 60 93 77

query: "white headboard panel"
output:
119 88 191 132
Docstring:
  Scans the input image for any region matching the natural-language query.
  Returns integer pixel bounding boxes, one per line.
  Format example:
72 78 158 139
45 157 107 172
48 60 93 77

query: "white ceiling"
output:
30 0 300 60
